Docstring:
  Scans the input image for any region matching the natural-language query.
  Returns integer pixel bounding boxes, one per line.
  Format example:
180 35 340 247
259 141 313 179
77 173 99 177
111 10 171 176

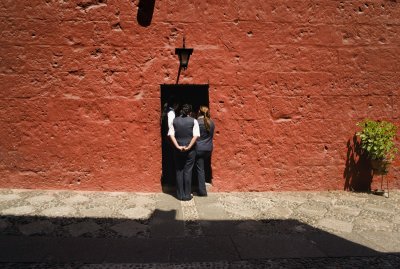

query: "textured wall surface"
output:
0 0 399 191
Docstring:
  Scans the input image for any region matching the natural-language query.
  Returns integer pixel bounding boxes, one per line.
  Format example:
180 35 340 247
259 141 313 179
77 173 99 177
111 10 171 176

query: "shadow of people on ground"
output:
344 133 373 192
0 209 388 264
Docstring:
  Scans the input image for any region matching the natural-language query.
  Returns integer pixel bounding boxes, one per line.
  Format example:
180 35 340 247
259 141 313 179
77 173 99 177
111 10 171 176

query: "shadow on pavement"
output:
1 208 397 266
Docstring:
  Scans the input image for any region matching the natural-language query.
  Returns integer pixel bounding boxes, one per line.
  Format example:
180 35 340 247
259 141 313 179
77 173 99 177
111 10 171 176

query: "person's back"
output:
195 106 215 196
196 117 215 151
168 104 200 201
173 115 195 147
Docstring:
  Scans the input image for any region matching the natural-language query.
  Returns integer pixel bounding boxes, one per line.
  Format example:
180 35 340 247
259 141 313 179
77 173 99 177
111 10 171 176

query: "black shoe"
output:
197 193 208 197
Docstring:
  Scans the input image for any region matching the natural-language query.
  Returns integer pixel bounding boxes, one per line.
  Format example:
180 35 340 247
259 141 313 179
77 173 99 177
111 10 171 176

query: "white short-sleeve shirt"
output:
167 110 175 134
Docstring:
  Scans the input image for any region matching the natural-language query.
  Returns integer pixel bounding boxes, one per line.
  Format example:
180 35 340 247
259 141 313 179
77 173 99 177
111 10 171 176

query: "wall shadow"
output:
137 0 156 27
0 209 397 265
344 134 373 192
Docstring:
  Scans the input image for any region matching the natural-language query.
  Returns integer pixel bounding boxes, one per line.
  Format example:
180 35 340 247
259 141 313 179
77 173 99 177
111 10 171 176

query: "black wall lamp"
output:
175 37 193 84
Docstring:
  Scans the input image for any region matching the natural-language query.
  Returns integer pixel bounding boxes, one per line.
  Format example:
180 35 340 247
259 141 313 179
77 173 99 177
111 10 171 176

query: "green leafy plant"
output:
356 119 398 162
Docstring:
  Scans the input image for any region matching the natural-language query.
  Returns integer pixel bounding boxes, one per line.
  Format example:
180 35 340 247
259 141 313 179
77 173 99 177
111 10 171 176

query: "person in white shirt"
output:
168 104 200 201
161 96 179 187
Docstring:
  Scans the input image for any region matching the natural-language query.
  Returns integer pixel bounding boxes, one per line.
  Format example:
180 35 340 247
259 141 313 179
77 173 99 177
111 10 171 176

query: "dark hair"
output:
167 95 175 105
181 104 192 116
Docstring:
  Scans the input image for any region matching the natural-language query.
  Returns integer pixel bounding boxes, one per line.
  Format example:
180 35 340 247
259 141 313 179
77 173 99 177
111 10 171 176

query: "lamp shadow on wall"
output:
343 134 373 192
0 210 387 264
137 0 156 27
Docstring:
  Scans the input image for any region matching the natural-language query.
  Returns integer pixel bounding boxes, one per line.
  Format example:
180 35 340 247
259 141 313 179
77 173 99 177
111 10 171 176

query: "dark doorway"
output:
160 84 211 191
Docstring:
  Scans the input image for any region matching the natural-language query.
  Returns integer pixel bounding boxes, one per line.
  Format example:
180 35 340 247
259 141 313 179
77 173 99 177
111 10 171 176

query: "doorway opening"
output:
160 84 211 191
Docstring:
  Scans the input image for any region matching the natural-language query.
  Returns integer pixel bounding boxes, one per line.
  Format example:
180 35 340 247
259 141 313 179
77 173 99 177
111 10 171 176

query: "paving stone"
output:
224 206 259 219
197 220 239 237
180 199 202 236
18 220 55 236
195 204 229 220
79 206 112 218
354 217 394 231
107 192 129 197
149 194 184 238
331 205 361 216
338 194 368 204
93 196 122 206
2 206 36 216
120 207 153 219
236 220 267 233
110 221 147 237
154 193 181 210
2 255 400 268
232 234 325 259
0 194 21 202
221 195 246 206
275 194 308 204
66 221 101 237
297 204 327 218
170 236 239 262
251 197 275 209
364 203 396 214
104 238 171 263
337 231 387 252
26 195 55 205
394 215 400 224
41 206 77 217
0 219 9 230
181 198 199 221
125 195 156 206
311 194 336 204
45 238 110 263
306 233 379 257
318 218 353 233
293 224 307 233
149 208 185 238
0 236 50 262
358 231 400 252
62 195 90 204
264 206 293 219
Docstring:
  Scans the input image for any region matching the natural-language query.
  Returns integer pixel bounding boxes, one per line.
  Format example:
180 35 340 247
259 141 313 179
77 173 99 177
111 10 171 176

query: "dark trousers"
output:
195 150 211 195
162 138 176 186
174 149 196 200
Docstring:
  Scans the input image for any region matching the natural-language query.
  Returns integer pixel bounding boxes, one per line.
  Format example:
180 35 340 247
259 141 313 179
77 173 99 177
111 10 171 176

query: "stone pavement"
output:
0 188 400 268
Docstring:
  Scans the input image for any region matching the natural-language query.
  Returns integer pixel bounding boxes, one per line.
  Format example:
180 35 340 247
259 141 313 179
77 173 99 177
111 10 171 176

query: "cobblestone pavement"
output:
2 255 400 269
1 189 400 268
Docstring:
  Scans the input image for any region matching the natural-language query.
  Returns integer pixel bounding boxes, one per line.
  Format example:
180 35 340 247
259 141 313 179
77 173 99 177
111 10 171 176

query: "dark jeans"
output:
174 149 196 200
195 150 211 195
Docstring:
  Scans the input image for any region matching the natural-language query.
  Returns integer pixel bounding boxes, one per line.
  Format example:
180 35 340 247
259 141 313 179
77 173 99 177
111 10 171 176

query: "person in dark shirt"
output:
161 96 179 186
195 106 215 196
168 104 200 201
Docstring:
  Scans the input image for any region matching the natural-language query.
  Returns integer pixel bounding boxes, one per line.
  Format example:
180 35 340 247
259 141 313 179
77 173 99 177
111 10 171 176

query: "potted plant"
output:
356 119 398 175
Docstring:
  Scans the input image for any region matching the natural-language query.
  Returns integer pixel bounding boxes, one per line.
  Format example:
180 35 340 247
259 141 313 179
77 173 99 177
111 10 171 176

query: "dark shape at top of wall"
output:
137 0 156 27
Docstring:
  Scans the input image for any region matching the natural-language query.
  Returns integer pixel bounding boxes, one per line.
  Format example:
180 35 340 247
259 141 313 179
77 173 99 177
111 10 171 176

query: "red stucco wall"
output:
1 0 399 192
